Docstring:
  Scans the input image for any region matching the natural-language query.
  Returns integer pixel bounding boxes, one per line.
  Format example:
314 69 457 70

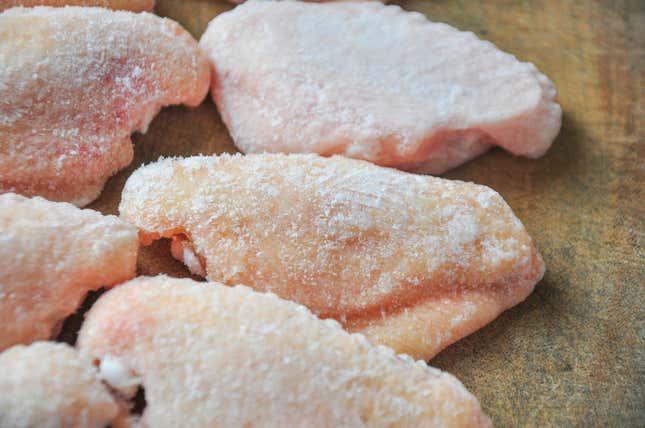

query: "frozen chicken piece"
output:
0 193 138 351
0 6 209 206
225 0 356 4
0 0 154 12
200 0 561 174
78 275 492 427
0 342 119 428
120 154 545 360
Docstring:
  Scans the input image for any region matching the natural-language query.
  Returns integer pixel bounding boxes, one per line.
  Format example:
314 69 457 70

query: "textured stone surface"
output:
85 1 644 426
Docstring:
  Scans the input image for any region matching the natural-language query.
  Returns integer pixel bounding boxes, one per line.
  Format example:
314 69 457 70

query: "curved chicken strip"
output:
120 154 544 360
0 342 119 428
78 275 492 427
200 0 561 174
0 0 154 12
0 193 138 351
0 6 209 206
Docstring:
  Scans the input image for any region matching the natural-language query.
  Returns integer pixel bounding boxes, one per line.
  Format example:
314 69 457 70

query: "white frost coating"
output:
0 1 155 12
199 0 562 174
183 246 206 277
0 342 118 428
0 6 209 206
78 276 493 427
0 193 139 351
170 236 207 276
99 356 141 398
119 154 545 360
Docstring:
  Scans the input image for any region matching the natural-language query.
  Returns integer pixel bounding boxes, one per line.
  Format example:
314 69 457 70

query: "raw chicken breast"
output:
78 275 492 427
120 154 544 360
0 342 119 428
0 193 138 351
200 0 562 173
0 0 154 12
0 6 210 206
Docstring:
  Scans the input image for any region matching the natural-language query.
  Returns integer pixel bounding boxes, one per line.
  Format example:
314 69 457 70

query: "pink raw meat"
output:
200 0 562 174
0 193 139 351
78 275 491 427
119 154 544 361
225 0 371 4
0 0 154 12
0 6 210 206
0 342 121 428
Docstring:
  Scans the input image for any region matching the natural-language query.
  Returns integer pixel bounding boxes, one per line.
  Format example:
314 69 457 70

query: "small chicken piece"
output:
0 6 209 206
225 0 358 4
0 342 119 428
78 275 492 427
120 154 544 360
0 0 154 12
0 193 138 351
200 0 561 174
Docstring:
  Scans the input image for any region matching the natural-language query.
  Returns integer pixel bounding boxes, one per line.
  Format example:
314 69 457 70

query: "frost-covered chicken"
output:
0 6 209 205
0 193 138 350
0 0 154 12
0 342 120 428
120 154 544 360
78 275 492 427
200 0 561 173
